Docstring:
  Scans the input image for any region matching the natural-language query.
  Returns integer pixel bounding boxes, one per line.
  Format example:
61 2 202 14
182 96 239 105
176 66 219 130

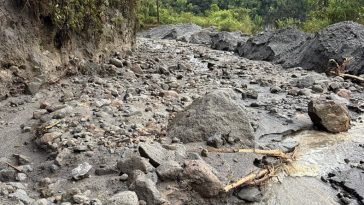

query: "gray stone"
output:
9 189 34 204
156 160 183 181
211 31 248 51
138 142 175 167
107 191 139 205
130 171 165 205
237 186 264 202
0 168 16 182
71 162 92 180
109 58 123 68
32 198 50 205
206 133 224 148
26 81 42 95
167 89 255 147
95 166 119 176
117 155 154 175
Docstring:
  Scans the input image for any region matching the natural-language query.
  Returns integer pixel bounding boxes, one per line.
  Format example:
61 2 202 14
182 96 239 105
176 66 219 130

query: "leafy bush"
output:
26 0 136 46
276 18 302 29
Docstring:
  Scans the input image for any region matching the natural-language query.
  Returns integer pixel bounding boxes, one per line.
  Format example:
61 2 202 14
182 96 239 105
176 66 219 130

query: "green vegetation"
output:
25 0 136 47
138 0 364 33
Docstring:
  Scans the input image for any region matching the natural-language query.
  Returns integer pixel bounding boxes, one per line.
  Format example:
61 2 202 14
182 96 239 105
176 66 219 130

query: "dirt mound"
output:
239 22 364 75
0 0 137 99
167 89 255 147
284 21 364 75
236 27 310 62
211 31 249 51
140 24 202 41
189 28 218 45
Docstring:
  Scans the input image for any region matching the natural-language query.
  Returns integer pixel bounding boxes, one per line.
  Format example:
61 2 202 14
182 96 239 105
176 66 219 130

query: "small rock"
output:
9 189 34 204
110 58 123 68
26 81 42 95
33 109 48 119
206 133 224 148
237 186 264 202
183 160 223 198
0 168 16 182
130 171 165 205
14 154 30 165
32 198 50 205
156 160 183 181
95 166 119 176
73 194 90 204
138 142 175 167
160 90 179 98
201 149 209 157
16 173 27 181
117 155 154 175
71 162 92 180
130 64 144 75
120 173 129 181
337 89 352 100
107 191 139 205
270 86 281 94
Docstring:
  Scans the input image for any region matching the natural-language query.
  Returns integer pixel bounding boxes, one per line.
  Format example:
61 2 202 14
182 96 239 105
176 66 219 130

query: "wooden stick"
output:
237 149 290 159
206 148 292 160
6 162 23 173
340 74 364 83
223 169 269 192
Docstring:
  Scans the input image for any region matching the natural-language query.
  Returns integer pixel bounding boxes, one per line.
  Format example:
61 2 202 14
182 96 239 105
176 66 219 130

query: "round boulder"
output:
167 89 255 147
308 99 350 133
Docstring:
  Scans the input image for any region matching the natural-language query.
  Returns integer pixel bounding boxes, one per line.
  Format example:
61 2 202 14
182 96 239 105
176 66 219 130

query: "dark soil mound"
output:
236 27 310 62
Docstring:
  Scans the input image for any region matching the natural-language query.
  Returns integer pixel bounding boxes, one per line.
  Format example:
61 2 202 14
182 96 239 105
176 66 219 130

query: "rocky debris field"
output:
0 26 364 205
141 22 364 76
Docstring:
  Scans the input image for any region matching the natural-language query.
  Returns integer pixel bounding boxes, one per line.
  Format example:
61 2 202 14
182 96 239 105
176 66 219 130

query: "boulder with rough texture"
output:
211 31 249 51
167 89 255 147
284 21 364 74
189 28 218 45
237 27 310 63
308 99 350 133
183 160 223 198
107 191 139 205
141 24 202 41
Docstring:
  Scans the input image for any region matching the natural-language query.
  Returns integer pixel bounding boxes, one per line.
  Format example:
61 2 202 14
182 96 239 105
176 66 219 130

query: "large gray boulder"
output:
211 31 249 51
239 22 364 75
167 89 255 147
141 24 202 41
189 28 218 45
284 21 364 74
236 27 310 62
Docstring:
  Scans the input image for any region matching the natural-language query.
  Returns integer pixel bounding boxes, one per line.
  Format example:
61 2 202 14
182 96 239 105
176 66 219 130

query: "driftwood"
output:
340 73 364 83
6 162 23 173
207 148 293 160
224 169 269 192
215 148 296 193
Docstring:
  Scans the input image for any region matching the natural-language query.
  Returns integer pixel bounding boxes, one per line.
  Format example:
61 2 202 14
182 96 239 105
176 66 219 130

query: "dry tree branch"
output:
223 169 269 192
